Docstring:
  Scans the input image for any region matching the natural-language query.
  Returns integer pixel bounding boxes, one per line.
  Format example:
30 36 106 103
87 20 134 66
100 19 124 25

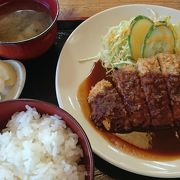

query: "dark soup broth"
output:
0 0 53 42
77 60 180 160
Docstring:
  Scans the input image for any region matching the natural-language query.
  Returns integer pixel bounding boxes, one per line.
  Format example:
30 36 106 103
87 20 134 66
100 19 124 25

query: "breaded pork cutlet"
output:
137 56 173 128
88 54 180 133
88 79 130 132
113 65 150 129
157 53 180 125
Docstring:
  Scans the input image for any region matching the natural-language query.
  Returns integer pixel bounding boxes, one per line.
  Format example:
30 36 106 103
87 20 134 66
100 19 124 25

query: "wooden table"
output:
56 1 180 179
59 0 180 20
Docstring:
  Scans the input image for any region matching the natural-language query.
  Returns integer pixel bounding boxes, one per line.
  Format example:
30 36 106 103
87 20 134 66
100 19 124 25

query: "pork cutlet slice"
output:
137 56 173 128
112 65 150 129
157 53 180 125
88 79 130 132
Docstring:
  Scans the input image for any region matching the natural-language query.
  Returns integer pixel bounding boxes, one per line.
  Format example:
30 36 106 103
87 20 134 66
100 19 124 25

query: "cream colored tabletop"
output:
59 0 180 20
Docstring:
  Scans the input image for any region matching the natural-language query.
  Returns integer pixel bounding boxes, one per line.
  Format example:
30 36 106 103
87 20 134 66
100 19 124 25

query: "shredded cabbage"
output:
99 20 133 68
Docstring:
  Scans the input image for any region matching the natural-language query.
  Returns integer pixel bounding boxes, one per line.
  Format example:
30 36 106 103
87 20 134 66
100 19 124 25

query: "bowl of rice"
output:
0 99 94 179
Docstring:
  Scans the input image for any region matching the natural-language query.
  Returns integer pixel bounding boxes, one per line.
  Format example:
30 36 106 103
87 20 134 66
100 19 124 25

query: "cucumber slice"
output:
143 25 175 58
128 15 153 61
173 23 180 54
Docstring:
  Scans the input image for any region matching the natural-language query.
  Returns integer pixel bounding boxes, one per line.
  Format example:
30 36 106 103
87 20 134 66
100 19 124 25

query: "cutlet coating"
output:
137 56 160 75
88 79 112 103
137 56 173 127
88 79 130 131
158 53 180 124
157 53 180 75
113 65 150 128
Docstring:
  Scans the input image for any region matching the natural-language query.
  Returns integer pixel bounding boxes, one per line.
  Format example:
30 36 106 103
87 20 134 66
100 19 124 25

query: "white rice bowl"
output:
0 106 86 180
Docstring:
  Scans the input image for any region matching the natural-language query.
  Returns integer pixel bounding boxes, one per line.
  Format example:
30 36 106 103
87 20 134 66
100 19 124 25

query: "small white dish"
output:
1 60 26 101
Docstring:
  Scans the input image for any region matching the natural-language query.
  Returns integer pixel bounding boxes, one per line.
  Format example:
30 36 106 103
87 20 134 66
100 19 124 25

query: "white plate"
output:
1 60 26 101
56 4 180 178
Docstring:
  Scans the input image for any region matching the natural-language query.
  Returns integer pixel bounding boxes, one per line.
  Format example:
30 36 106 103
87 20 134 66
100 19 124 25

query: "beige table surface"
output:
58 0 180 20
57 1 180 179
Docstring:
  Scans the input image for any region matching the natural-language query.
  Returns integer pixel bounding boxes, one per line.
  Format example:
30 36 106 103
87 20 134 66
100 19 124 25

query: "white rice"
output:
0 106 86 180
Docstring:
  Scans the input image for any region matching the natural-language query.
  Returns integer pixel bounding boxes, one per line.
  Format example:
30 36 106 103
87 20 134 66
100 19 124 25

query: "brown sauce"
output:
0 0 53 42
77 60 180 160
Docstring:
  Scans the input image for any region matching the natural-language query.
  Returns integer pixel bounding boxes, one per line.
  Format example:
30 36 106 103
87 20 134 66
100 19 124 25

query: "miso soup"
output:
0 0 53 42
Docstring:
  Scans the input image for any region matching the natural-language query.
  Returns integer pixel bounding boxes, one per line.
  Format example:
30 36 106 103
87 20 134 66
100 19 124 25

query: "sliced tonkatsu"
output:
88 79 130 132
112 65 150 129
137 56 173 128
157 53 180 125
88 54 179 133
